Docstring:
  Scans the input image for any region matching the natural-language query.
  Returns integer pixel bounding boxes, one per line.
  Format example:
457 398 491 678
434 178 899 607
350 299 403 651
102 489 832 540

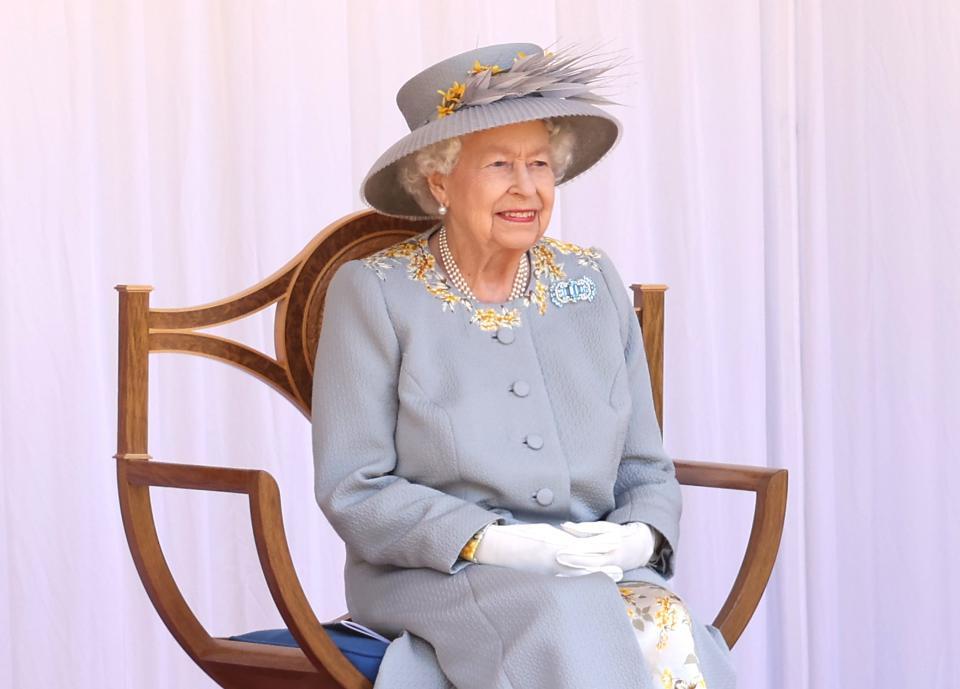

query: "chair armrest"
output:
673 459 788 648
118 457 370 689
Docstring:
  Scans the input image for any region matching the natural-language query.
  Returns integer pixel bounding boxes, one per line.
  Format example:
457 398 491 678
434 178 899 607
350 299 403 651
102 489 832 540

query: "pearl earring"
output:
438 203 447 216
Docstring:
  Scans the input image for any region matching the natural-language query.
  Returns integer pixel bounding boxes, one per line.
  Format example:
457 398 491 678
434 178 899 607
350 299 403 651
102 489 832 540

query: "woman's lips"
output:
496 210 538 223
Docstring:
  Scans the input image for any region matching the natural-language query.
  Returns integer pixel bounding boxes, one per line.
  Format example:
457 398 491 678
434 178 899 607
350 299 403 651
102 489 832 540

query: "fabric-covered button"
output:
511 380 531 397
495 327 515 344
534 488 554 506
524 433 544 450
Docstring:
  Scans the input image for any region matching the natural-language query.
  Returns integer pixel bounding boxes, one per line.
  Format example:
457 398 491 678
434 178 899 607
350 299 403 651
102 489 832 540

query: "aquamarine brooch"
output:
549 276 597 307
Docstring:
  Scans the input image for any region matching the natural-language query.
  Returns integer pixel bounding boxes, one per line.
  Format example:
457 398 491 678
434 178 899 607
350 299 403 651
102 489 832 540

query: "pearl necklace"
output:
438 226 529 303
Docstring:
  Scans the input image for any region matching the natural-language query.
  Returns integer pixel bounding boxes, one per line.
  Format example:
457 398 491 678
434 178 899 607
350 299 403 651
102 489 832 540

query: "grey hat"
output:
361 42 623 219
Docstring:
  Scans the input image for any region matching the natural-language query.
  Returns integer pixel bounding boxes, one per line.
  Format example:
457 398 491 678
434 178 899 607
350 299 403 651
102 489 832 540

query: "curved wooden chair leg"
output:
673 460 788 648
118 456 371 689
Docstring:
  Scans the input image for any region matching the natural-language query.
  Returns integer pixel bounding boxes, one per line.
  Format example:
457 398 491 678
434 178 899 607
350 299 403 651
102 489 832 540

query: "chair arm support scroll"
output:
672 459 788 648
118 457 371 689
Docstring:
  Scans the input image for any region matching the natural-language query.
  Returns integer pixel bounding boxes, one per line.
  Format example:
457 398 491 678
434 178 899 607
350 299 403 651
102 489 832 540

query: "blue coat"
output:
312 228 735 689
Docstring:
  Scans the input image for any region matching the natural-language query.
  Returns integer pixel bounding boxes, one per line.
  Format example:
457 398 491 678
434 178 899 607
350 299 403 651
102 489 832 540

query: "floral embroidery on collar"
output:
361 231 602 331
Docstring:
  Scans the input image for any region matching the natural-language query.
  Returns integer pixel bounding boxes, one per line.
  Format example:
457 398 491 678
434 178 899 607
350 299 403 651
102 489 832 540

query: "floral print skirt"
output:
618 581 708 689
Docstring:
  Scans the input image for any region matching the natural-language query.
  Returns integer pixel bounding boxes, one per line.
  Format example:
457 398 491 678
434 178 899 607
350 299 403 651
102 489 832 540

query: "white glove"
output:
473 523 624 581
556 521 657 580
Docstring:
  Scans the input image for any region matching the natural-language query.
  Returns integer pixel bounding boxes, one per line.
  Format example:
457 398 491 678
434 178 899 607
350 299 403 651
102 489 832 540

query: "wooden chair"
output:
115 209 787 689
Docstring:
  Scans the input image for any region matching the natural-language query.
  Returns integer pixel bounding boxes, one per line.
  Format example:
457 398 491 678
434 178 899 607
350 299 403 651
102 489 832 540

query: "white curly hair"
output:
397 118 576 217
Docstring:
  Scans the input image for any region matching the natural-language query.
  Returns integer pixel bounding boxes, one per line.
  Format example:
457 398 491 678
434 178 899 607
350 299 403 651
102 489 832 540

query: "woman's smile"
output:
496 209 539 223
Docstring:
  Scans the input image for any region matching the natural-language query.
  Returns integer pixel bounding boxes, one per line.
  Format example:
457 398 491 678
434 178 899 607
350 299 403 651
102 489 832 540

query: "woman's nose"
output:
510 163 537 196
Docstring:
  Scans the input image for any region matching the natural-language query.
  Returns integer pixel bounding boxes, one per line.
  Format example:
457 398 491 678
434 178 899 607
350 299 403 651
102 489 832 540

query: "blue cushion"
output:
229 624 388 682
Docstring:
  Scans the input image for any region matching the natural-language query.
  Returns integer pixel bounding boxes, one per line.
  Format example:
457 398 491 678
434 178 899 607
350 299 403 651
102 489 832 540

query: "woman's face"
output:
429 120 556 253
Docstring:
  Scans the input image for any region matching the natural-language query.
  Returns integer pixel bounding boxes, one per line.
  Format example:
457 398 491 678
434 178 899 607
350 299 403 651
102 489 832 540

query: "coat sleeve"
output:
597 252 682 579
311 260 502 574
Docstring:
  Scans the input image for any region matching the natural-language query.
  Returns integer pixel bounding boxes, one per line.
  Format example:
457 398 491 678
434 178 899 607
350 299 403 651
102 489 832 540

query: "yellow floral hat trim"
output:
435 47 602 120
470 59 503 75
436 81 466 119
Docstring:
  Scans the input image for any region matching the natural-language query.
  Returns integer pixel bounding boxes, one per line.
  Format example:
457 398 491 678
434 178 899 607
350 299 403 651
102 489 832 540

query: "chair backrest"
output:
116 209 666 459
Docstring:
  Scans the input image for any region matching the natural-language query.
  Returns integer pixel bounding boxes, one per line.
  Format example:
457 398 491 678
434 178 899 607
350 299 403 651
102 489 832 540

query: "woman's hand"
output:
472 523 624 581
556 521 657 577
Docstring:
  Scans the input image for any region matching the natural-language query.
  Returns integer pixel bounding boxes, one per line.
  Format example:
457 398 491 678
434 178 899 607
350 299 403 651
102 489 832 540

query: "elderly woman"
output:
312 44 735 689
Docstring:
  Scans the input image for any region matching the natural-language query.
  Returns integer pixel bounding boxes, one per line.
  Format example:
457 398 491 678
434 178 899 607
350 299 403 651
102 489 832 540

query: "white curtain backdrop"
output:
1 2 958 687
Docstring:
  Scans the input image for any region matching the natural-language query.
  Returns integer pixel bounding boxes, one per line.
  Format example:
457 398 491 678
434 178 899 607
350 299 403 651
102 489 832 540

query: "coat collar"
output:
361 228 604 332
